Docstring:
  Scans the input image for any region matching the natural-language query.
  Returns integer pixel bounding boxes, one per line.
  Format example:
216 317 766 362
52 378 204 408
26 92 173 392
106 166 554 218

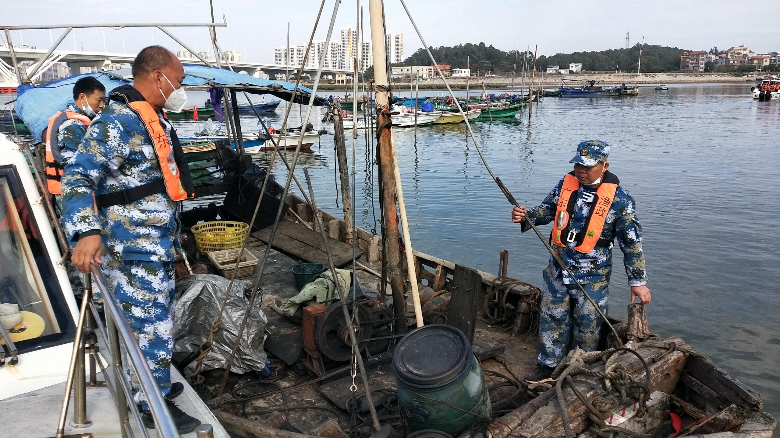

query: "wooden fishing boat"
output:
560 80 622 97
165 105 217 121
472 104 522 119
433 111 465 124
340 100 364 111
4 15 776 438
390 105 442 127
236 100 281 114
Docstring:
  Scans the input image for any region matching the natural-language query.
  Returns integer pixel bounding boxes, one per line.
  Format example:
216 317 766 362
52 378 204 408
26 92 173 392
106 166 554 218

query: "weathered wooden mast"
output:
369 0 407 334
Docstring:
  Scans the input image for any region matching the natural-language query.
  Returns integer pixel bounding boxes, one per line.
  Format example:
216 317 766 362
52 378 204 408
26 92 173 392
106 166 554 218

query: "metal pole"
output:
369 0 407 334
26 27 72 80
73 282 90 428
302 168 382 431
0 22 228 30
54 282 92 438
413 73 418 143
3 29 23 84
157 26 214 67
106 305 130 437
229 89 245 156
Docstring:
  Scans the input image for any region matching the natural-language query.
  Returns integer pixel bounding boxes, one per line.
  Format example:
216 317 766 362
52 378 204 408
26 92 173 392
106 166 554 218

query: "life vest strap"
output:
94 179 166 208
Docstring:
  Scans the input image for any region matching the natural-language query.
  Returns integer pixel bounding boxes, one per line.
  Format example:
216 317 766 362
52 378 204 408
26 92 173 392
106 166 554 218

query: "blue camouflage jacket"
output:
61 88 181 263
523 171 648 286
57 104 91 165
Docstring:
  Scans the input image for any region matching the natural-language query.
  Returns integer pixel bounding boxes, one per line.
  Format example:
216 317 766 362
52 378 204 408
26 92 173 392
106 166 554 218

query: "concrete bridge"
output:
0 46 352 86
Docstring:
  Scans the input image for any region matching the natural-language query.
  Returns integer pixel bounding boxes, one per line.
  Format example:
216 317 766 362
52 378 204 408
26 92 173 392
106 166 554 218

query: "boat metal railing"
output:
53 264 209 438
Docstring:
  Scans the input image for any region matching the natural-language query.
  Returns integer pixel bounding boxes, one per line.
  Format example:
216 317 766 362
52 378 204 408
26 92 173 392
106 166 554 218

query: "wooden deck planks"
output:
252 220 363 267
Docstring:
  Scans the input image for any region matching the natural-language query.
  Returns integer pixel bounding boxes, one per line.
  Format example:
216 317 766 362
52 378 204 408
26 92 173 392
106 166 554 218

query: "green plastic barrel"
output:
393 325 491 436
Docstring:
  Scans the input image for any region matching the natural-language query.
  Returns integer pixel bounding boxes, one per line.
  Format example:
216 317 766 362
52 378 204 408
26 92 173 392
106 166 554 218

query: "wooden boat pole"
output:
332 102 354 243
391 135 424 328
370 0 407 334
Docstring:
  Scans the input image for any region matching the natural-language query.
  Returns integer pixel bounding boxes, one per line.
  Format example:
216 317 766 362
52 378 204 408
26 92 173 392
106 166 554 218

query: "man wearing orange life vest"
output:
61 46 199 433
44 76 106 206
511 140 651 381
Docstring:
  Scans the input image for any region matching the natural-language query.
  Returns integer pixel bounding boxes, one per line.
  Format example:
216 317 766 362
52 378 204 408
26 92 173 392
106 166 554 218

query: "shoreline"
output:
313 72 760 90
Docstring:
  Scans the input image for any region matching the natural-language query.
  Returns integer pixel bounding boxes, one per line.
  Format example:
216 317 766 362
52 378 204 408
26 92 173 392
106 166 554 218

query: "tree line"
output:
400 43 687 74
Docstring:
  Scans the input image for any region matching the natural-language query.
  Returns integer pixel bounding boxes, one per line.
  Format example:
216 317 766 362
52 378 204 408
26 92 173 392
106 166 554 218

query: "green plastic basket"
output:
291 263 325 291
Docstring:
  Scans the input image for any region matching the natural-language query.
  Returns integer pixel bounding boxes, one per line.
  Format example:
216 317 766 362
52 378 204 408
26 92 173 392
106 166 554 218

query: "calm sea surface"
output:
8 83 778 423
196 84 779 422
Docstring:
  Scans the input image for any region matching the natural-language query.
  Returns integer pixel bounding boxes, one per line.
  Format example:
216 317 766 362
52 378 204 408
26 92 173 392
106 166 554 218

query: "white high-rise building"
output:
315 40 341 70
386 33 404 64
340 28 359 70
361 41 373 72
274 47 287 66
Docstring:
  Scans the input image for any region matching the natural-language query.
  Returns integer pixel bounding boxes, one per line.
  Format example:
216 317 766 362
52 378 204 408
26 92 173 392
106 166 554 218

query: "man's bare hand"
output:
512 206 527 223
630 285 651 305
71 234 103 273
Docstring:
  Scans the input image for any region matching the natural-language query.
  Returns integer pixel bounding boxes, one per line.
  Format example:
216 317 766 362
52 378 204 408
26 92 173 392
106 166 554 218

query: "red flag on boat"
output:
192 105 198 121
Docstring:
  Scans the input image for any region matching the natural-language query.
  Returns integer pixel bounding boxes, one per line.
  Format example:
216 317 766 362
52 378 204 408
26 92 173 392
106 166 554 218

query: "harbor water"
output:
214 83 779 422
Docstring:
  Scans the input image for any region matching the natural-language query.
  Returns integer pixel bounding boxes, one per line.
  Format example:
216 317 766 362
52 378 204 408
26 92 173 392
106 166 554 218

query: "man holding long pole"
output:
512 140 651 381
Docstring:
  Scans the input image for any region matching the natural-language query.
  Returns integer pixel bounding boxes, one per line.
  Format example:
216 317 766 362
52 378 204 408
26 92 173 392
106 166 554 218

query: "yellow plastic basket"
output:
191 221 249 253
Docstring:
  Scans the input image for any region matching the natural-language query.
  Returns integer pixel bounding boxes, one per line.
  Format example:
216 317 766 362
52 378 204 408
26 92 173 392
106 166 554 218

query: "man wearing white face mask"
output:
45 76 105 205
511 140 651 382
61 46 198 433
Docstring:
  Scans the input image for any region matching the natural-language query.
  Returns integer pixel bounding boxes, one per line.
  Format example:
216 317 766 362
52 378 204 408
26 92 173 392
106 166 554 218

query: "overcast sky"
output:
1 0 778 64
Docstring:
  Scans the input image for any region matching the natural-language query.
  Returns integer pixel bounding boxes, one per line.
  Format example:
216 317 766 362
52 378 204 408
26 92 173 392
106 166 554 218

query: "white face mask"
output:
159 72 187 112
80 97 96 118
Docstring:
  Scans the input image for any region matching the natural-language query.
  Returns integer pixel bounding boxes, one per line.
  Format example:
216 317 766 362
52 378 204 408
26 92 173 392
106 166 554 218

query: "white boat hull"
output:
391 111 441 127
244 132 321 153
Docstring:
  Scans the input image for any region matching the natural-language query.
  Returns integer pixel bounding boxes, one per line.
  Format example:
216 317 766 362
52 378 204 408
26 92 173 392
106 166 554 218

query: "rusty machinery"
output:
302 297 393 375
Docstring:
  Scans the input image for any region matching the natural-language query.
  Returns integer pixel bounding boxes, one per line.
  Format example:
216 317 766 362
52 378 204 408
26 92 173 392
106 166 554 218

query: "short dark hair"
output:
132 45 176 78
72 76 105 101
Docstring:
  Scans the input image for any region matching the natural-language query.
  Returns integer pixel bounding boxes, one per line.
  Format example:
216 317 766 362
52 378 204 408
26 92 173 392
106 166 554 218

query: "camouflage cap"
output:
569 140 610 167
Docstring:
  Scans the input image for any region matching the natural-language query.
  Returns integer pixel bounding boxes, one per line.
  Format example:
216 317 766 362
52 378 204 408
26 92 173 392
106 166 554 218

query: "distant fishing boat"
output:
472 104 522 119
620 84 639 96
559 80 621 97
165 105 216 121
340 100 364 112
236 100 281 114
181 131 320 154
655 84 669 91
390 105 441 127
433 112 464 124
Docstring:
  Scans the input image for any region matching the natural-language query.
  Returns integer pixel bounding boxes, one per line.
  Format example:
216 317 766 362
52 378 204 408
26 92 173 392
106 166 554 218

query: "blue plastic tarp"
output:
16 65 327 143
15 72 130 143
182 65 326 106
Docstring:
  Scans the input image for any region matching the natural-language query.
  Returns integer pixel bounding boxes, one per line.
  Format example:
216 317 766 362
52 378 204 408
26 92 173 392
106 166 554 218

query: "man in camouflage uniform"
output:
511 140 651 381
50 77 105 296
62 46 199 433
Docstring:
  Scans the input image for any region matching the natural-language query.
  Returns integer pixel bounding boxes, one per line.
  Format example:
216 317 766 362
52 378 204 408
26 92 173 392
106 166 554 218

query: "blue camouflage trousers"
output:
102 257 175 410
538 265 609 368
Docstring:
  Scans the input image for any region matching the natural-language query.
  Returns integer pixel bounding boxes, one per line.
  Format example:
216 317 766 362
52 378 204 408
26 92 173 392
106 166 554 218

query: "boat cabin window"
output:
0 166 74 354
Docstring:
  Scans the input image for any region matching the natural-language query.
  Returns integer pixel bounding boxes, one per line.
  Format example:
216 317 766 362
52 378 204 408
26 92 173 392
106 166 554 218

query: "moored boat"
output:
472 103 522 119
655 84 669 90
390 105 441 126
236 99 281 114
560 79 622 97
432 111 465 124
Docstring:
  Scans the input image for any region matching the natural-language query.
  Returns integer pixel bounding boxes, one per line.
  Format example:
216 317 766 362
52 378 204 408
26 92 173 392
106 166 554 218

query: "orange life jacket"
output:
127 101 188 202
551 173 618 253
44 111 92 195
